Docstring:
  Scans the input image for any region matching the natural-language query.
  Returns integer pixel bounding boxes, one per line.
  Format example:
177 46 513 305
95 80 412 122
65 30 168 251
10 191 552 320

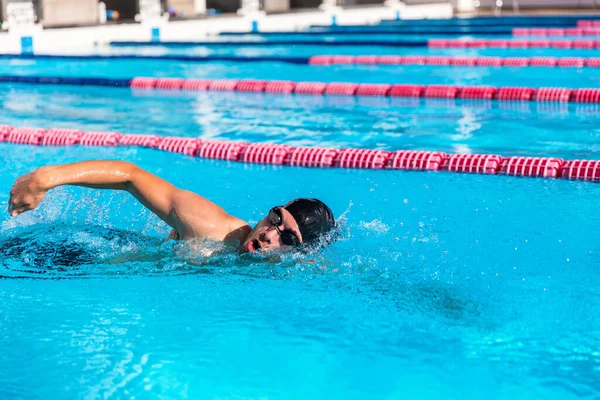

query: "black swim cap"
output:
283 198 335 245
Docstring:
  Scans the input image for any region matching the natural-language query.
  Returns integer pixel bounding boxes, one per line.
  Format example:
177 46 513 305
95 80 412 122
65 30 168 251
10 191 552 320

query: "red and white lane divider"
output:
428 38 599 49
130 77 600 103
578 20 600 28
513 27 600 36
0 124 599 182
308 54 600 68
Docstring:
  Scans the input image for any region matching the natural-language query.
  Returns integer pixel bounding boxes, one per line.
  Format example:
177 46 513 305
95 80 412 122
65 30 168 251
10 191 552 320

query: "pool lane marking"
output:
0 75 598 104
0 124 598 182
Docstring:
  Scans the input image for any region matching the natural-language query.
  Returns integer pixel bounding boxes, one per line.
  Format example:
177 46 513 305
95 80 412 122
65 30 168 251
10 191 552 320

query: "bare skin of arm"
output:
7 161 251 244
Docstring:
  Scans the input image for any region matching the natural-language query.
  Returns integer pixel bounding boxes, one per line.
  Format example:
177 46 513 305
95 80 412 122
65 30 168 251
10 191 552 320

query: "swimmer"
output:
7 161 335 254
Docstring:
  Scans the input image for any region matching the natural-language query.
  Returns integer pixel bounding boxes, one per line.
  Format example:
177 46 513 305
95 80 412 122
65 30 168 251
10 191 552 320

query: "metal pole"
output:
513 0 519 14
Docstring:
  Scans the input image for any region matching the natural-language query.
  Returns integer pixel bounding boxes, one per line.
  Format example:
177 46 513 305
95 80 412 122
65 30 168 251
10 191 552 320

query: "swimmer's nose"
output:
259 228 277 247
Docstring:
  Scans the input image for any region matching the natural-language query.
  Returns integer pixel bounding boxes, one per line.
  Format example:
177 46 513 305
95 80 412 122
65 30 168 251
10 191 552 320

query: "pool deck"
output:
0 3 452 54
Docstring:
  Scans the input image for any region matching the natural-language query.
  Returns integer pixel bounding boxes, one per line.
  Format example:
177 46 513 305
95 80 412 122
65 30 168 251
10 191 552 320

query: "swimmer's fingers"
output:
10 204 33 217
8 193 35 217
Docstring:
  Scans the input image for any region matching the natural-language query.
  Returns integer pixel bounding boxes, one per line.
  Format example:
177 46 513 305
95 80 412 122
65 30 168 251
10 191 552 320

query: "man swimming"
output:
7 161 335 254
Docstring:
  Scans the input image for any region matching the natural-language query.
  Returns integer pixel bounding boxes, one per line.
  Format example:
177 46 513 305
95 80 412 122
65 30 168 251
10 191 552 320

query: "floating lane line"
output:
0 124 598 182
0 75 598 104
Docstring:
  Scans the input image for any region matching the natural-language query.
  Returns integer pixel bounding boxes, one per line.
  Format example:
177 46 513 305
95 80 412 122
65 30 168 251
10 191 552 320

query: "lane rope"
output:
513 27 600 36
308 54 600 68
110 40 429 48
1 74 599 104
428 38 600 49
0 124 598 182
0 53 309 65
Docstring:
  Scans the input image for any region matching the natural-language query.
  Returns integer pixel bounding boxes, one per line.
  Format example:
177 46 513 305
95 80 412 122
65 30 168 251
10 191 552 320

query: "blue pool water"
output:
1 28 600 399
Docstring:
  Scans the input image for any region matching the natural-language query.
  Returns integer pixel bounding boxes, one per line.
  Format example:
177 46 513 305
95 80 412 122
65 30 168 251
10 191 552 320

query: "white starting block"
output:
383 0 407 20
319 0 342 26
138 0 169 42
4 1 41 54
237 0 265 32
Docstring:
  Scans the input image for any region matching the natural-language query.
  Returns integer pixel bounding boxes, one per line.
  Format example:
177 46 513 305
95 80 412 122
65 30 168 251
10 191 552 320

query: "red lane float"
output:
0 125 14 142
265 80 296 94
426 56 451 66
118 133 162 148
500 157 564 178
487 39 509 48
6 127 46 145
529 39 551 48
451 57 478 67
308 55 599 68
325 82 359 96
423 85 460 99
209 79 238 92
356 83 391 97
428 39 448 48
496 87 536 101
427 38 596 49
41 128 83 146
124 77 600 105
530 57 558 67
308 55 332 65
476 57 503 67
573 40 596 49
334 149 389 169
508 40 530 48
286 147 339 168
512 28 530 36
240 143 291 165
588 58 600 67
534 88 572 103
236 80 267 93
561 160 600 181
459 86 497 100
552 40 574 49
3 123 600 183
130 77 158 89
377 55 403 64
155 78 185 90
577 20 600 28
515 25 600 36
389 84 425 98
331 55 354 64
157 137 200 156
504 57 530 67
468 39 489 48
354 55 378 64
386 150 445 171
80 131 121 146
182 79 211 91
197 140 247 161
403 55 426 65
442 154 503 175
295 81 328 95
557 57 586 68
573 88 600 103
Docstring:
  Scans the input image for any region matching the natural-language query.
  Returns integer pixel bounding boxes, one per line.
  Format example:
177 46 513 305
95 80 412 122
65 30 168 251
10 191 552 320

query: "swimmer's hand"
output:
8 167 49 216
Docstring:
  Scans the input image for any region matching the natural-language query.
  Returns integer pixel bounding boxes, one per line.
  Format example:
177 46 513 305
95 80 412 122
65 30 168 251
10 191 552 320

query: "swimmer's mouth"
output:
247 239 261 253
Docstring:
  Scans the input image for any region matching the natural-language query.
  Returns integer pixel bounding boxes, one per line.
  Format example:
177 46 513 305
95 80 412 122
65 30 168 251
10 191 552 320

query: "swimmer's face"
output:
240 207 303 254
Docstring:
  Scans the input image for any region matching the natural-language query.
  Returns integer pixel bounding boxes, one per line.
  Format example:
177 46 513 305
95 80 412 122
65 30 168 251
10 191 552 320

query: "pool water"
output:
1 29 600 400
103 42 600 58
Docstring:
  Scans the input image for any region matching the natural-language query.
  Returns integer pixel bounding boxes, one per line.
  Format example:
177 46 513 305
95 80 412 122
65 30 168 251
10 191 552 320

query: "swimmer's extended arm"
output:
8 161 249 240
8 161 178 224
